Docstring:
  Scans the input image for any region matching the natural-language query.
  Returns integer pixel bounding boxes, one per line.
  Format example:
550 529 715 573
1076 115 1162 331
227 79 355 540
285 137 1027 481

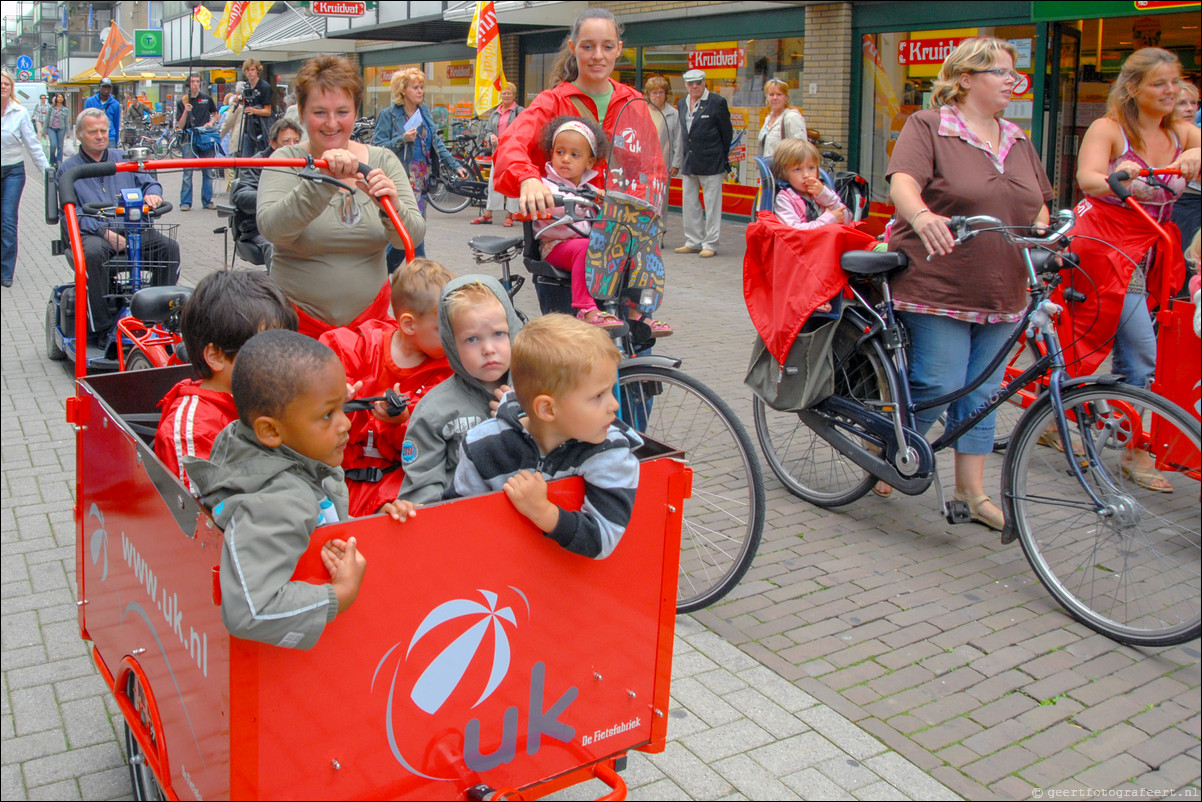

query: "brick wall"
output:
800 3 853 150
501 33 520 86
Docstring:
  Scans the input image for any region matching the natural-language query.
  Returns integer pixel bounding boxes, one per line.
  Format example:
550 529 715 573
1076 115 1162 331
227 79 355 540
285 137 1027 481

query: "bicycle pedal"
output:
945 499 972 524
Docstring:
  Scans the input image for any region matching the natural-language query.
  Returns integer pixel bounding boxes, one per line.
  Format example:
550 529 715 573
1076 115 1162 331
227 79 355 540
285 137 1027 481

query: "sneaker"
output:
674 245 700 254
180 204 191 211
203 203 217 210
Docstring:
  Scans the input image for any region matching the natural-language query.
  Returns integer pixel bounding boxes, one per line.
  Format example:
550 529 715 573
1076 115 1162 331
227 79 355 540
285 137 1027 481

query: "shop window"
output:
859 26 1037 210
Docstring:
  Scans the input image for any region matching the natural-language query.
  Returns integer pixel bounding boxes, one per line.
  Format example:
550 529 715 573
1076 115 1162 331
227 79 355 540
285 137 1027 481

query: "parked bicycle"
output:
426 132 490 214
468 98 766 614
751 208 1200 647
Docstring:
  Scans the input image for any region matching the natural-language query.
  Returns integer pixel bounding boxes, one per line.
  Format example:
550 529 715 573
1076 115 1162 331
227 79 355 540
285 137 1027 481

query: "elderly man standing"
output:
83 77 122 147
57 108 180 338
674 68 731 258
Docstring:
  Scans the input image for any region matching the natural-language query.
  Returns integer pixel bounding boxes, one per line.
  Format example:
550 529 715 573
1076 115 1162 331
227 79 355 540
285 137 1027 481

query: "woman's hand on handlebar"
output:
357 166 399 211
1169 147 1201 182
320 148 365 181
914 209 955 257
519 177 555 217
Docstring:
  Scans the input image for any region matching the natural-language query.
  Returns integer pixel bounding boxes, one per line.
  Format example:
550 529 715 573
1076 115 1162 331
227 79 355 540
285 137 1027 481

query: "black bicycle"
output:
467 99 766 614
753 210 1200 647
426 133 490 214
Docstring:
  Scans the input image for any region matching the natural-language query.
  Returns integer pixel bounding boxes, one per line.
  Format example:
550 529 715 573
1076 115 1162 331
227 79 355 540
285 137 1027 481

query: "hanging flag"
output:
95 21 134 78
215 1 274 54
467 1 505 116
193 3 214 31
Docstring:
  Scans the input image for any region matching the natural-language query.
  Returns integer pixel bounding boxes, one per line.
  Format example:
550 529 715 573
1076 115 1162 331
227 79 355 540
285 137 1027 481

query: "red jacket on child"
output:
154 380 239 495
320 319 452 516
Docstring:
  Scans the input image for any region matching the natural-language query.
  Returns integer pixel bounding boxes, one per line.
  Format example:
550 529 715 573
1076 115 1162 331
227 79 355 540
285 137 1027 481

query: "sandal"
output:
872 481 893 498
954 491 1005 531
470 216 493 225
503 216 515 227
629 313 674 338
577 308 625 330
1037 426 1085 457
1120 456 1173 493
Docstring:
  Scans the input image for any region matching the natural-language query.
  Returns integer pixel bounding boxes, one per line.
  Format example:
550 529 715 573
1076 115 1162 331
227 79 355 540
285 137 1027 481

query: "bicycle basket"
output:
98 222 180 293
745 303 843 412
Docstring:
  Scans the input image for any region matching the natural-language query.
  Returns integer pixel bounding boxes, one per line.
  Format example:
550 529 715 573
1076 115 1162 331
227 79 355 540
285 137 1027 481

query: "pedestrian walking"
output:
175 73 219 211
675 68 732 258
1 69 52 288
83 77 121 147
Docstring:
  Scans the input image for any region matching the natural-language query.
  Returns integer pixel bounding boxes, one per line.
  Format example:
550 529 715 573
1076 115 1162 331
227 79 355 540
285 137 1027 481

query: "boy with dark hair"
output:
185 329 415 649
398 275 523 505
320 258 455 516
447 314 642 559
155 270 298 492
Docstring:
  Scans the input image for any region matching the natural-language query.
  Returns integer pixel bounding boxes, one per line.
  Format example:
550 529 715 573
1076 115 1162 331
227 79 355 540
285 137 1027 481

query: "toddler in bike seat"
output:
771 139 850 313
446 314 642 559
535 115 672 337
184 330 416 649
155 270 298 493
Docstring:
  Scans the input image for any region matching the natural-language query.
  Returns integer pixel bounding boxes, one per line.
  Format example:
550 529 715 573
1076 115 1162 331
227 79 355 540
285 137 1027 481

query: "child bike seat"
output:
841 250 908 276
129 286 193 326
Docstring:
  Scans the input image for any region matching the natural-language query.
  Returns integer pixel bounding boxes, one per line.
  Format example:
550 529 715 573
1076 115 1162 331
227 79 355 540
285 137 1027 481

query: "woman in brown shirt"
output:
885 37 1053 530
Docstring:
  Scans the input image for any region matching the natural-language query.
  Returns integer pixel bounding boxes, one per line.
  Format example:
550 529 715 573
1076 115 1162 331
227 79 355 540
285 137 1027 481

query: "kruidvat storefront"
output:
854 0 1201 232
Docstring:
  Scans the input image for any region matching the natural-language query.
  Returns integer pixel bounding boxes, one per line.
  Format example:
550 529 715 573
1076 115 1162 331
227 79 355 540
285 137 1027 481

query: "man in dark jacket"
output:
230 118 303 271
675 69 732 258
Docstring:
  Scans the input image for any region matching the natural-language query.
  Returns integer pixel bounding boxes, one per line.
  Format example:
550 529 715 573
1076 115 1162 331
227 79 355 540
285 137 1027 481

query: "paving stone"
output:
863 751 962 801
748 731 844 775
779 767 855 801
680 719 774 764
711 753 802 801
720 687 807 740
644 742 734 799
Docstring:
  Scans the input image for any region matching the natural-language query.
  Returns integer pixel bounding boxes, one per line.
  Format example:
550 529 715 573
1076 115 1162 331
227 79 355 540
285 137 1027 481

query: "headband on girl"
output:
553 120 597 155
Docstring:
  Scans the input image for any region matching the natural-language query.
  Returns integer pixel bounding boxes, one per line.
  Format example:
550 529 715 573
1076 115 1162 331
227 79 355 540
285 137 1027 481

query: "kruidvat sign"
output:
688 48 746 70
897 37 968 66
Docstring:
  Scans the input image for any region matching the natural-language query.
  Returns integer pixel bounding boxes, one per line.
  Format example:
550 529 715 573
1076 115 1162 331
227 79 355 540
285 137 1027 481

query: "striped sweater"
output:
446 392 642 559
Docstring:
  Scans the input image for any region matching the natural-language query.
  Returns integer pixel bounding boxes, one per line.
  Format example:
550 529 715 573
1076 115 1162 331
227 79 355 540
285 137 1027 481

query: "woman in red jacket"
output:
492 8 647 216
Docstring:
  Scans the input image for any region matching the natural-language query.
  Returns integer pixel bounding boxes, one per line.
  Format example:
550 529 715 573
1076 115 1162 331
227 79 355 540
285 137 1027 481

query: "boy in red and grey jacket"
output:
320 259 455 516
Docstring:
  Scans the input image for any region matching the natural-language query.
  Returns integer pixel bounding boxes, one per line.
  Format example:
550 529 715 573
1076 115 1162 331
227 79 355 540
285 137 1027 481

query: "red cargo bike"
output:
57 155 689 800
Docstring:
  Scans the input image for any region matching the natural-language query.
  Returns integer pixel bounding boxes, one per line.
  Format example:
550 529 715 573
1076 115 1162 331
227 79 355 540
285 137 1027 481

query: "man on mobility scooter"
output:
57 108 181 343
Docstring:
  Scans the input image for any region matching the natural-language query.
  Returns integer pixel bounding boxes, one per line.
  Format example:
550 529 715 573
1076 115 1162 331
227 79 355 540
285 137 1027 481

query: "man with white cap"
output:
675 68 732 258
83 77 122 148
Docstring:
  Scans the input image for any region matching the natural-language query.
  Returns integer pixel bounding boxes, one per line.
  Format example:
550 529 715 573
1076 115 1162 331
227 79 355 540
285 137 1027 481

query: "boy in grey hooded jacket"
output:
398 275 524 505
186 330 414 650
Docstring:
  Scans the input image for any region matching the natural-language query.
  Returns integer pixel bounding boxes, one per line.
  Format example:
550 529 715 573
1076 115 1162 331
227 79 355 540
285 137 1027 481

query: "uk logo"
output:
372 587 577 780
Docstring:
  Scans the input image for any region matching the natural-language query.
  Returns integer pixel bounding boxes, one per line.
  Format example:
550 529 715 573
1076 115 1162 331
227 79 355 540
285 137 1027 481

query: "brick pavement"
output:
2 153 1197 800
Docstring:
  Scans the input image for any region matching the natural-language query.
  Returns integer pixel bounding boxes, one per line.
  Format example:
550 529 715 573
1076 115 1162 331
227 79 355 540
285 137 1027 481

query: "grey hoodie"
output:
397 275 524 505
185 421 350 650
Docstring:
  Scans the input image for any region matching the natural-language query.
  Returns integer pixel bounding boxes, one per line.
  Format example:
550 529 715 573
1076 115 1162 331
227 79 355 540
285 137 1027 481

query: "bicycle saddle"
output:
129 286 193 325
841 250 908 276
469 235 523 254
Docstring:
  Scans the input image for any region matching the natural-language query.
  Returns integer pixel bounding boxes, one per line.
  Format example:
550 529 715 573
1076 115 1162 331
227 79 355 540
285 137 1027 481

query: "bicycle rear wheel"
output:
754 317 891 507
426 177 471 214
618 365 764 613
1004 383 1201 647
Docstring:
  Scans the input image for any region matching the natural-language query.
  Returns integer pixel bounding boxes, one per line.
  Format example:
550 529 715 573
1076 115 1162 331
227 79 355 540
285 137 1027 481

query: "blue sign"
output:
16 55 33 72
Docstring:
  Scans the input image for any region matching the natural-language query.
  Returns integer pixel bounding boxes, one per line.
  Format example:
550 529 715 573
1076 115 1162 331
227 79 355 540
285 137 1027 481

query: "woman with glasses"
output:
881 37 1053 528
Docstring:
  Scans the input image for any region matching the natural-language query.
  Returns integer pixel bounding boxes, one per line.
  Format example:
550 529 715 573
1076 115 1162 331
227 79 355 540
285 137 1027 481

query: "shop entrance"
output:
1046 22 1081 210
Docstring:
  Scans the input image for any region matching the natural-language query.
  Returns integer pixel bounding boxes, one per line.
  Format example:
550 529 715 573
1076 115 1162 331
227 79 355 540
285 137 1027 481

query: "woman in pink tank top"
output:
1072 47 1200 491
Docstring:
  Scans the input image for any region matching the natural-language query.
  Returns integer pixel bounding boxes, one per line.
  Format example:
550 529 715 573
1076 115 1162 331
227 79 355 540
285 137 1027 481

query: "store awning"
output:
200 4 347 60
62 58 189 86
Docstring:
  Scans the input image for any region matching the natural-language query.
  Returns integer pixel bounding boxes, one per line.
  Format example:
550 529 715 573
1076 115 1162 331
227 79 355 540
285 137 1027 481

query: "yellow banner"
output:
469 1 505 116
193 5 214 31
216 1 275 54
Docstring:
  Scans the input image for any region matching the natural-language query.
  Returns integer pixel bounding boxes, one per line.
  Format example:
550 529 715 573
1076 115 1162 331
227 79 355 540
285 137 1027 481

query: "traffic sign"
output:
16 55 33 72
1013 72 1031 95
18 70 33 81
135 29 163 58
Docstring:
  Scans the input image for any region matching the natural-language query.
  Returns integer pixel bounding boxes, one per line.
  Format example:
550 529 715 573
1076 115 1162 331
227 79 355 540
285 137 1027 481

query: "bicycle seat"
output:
841 250 908 276
129 286 193 325
469 235 523 255
525 259 571 281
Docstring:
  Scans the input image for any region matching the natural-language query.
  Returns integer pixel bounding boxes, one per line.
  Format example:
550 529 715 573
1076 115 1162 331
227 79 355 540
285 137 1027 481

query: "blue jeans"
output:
1111 292 1157 390
1 163 27 284
180 140 212 207
899 311 1016 455
47 127 65 166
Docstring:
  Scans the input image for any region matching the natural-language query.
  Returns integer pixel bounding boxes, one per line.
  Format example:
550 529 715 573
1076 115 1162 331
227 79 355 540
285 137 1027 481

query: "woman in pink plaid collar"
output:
882 37 1054 530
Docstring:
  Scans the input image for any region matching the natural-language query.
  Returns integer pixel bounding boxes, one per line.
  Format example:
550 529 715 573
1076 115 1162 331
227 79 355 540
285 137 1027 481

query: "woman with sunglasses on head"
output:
883 37 1054 528
1058 48 1200 493
758 78 807 160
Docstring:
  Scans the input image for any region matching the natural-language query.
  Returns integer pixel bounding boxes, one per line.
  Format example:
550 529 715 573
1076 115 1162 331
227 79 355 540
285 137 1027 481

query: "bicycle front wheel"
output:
754 317 891 507
1005 383 1201 647
426 177 471 214
618 365 764 613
